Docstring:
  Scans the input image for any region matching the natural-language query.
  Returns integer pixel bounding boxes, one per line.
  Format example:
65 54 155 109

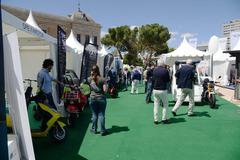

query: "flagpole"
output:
0 1 9 159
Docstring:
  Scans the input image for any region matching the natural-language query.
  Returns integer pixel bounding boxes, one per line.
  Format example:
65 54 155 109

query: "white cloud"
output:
130 25 139 30
168 31 179 43
180 32 198 39
170 31 179 37
101 31 108 38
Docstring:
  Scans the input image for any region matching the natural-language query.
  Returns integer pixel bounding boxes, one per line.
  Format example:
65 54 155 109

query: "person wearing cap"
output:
172 59 196 117
152 59 170 124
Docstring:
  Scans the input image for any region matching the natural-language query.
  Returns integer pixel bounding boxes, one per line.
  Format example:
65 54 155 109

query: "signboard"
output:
57 26 66 96
103 54 114 78
80 43 98 82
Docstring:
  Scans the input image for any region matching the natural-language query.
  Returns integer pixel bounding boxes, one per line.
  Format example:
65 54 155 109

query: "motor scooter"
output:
7 79 67 143
201 78 216 108
63 78 87 128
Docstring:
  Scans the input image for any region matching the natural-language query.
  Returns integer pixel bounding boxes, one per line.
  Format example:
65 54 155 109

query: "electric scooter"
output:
7 79 67 143
63 77 87 128
201 78 216 108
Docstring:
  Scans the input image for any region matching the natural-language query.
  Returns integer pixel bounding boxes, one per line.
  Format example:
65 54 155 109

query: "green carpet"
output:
33 86 240 160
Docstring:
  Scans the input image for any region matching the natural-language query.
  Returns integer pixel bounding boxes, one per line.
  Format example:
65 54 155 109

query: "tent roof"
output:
99 45 108 57
165 37 209 57
2 9 74 53
25 10 43 32
213 45 235 61
66 30 84 53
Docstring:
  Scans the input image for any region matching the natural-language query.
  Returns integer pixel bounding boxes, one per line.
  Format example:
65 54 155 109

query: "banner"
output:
230 31 240 50
57 26 66 96
80 43 98 82
103 54 114 78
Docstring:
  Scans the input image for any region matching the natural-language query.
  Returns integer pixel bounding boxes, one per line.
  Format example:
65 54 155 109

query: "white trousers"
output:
172 88 194 115
153 89 168 121
131 80 139 94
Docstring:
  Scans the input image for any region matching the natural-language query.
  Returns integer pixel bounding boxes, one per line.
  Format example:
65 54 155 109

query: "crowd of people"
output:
37 58 196 136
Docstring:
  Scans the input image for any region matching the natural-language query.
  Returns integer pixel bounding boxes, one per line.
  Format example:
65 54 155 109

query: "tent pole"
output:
0 2 9 159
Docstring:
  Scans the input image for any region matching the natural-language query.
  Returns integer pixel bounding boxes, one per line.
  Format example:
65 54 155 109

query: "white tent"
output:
2 9 75 159
162 37 209 66
66 30 84 78
232 38 240 50
213 45 235 85
97 45 109 77
26 10 43 32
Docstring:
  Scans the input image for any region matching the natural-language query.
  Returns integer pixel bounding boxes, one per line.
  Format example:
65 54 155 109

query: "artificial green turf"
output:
33 86 240 160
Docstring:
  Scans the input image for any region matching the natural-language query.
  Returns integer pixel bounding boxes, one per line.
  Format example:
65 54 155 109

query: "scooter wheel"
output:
67 114 77 128
209 94 216 108
49 124 67 143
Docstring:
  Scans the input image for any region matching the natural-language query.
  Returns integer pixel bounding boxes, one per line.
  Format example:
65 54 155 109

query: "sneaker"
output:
171 111 177 117
90 129 97 134
149 100 154 103
154 121 158 125
161 119 170 124
101 130 109 136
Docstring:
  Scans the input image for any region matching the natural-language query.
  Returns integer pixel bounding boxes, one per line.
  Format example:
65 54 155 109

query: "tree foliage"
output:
101 23 171 66
138 23 170 65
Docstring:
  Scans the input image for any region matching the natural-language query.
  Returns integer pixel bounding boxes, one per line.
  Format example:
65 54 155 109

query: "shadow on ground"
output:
168 117 186 124
107 125 130 135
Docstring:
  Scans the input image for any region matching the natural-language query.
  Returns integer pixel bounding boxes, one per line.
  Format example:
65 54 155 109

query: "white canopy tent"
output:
162 37 209 66
232 37 240 50
66 30 84 78
213 44 236 85
2 9 75 159
97 45 110 77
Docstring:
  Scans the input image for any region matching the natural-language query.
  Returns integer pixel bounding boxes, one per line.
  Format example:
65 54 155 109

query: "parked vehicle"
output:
63 70 88 127
7 79 67 143
201 78 217 108
62 84 87 127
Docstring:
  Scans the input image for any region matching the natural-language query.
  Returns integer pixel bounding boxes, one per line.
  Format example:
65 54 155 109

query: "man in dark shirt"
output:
152 59 170 124
146 64 154 103
172 59 195 117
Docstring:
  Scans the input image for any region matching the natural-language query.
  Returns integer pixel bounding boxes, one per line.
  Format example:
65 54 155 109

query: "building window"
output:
85 35 90 44
77 34 81 43
94 36 97 45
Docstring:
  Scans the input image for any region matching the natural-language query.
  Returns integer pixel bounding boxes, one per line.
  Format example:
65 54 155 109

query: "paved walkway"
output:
216 85 240 106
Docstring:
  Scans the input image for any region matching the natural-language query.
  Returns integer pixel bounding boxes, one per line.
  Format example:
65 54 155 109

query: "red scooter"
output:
63 85 87 127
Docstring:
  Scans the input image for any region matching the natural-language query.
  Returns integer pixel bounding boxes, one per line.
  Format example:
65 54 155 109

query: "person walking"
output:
88 65 109 136
131 67 141 94
146 64 154 103
37 58 62 110
152 59 170 124
172 59 196 117
143 67 148 93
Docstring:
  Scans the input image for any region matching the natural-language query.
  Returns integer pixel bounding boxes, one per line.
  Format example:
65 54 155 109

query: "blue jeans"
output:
45 93 57 110
146 81 153 102
90 97 107 133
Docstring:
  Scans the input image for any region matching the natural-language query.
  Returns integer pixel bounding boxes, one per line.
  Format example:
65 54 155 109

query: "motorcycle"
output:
7 79 67 143
63 81 87 128
201 78 216 108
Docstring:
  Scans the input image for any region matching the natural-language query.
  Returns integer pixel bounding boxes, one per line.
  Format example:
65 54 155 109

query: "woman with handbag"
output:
88 65 109 136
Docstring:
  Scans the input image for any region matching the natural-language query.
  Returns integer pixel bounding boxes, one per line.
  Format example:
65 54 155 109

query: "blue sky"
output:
2 0 240 48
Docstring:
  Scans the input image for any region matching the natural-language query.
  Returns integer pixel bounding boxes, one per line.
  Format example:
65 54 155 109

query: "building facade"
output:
2 4 101 46
222 19 240 50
